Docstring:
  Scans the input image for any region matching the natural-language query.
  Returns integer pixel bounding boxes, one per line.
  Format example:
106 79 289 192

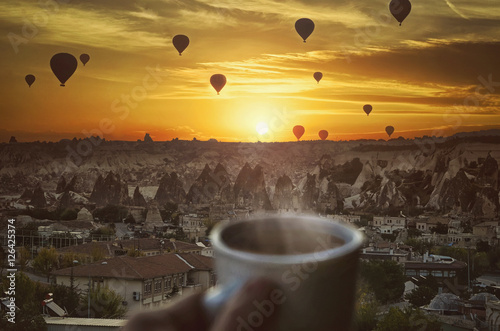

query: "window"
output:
165 278 172 289
144 281 152 295
431 270 443 277
420 270 429 276
406 270 417 276
154 279 162 293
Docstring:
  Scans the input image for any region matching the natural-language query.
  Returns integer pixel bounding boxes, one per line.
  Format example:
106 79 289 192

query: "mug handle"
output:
202 280 245 320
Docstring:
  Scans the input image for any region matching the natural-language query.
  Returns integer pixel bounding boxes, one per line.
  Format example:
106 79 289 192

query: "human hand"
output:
123 278 280 331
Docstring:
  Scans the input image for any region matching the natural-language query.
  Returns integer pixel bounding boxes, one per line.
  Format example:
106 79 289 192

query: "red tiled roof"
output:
56 242 121 257
116 238 202 252
52 253 213 280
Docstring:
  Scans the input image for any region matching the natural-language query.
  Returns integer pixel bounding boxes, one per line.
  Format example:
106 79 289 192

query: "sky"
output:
0 0 499 142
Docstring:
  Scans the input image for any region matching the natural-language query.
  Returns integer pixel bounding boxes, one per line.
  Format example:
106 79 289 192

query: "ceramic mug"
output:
203 216 364 331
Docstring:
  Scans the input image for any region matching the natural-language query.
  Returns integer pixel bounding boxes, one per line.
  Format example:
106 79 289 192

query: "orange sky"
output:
1 0 499 142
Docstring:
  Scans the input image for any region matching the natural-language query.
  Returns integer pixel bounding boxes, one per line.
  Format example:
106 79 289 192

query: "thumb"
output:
210 278 282 331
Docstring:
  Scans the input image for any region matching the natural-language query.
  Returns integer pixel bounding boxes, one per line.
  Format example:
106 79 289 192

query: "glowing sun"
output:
256 122 269 135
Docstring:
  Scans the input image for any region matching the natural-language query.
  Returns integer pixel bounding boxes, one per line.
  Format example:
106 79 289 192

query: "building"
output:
415 216 449 233
326 214 361 224
180 214 207 241
44 317 127 331
117 238 203 256
473 221 499 244
372 216 406 234
486 300 500 331
52 253 214 314
404 254 467 292
360 245 410 263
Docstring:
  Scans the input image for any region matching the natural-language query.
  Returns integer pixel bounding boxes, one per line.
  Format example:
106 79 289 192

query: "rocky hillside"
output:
0 131 499 216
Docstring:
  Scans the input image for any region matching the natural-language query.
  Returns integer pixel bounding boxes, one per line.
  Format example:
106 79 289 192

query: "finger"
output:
210 278 282 331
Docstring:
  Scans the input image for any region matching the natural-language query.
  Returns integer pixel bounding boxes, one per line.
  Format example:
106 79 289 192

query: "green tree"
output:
0 272 47 331
18 246 31 271
354 280 380 331
360 260 406 304
80 286 127 318
90 246 106 262
405 286 437 307
0 302 47 331
0 246 5 274
51 283 80 316
431 222 448 235
405 238 433 255
374 307 442 331
33 247 58 282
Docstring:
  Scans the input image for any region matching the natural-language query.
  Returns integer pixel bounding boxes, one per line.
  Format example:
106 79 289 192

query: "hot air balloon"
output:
172 35 189 56
25 74 35 87
313 72 323 84
295 18 315 42
50 53 78 87
385 125 395 137
293 125 305 141
363 104 373 116
389 0 412 26
210 74 226 95
80 53 90 66
318 130 328 140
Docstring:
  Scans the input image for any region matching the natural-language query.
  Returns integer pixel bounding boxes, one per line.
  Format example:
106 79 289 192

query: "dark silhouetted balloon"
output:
25 74 35 87
318 130 328 140
173 35 190 55
210 74 226 95
313 72 323 83
80 54 90 66
386 125 395 137
295 18 315 42
50 53 78 87
293 125 305 141
389 0 412 26
363 104 373 116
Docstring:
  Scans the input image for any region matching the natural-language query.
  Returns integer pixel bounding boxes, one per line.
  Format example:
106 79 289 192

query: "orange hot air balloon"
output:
172 34 190 55
363 104 373 116
25 74 35 87
385 125 395 137
318 130 328 140
389 0 412 26
313 72 323 84
50 53 78 86
295 18 315 42
293 125 305 141
80 53 90 66
210 74 226 95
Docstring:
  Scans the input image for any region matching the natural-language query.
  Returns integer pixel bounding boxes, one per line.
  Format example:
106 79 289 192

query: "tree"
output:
360 260 406 304
90 246 106 262
431 222 448 235
18 246 31 271
354 280 380 331
476 240 490 253
80 286 127 318
0 246 5 274
51 283 80 316
405 238 433 255
405 286 437 307
374 307 442 331
33 247 58 282
0 272 47 331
